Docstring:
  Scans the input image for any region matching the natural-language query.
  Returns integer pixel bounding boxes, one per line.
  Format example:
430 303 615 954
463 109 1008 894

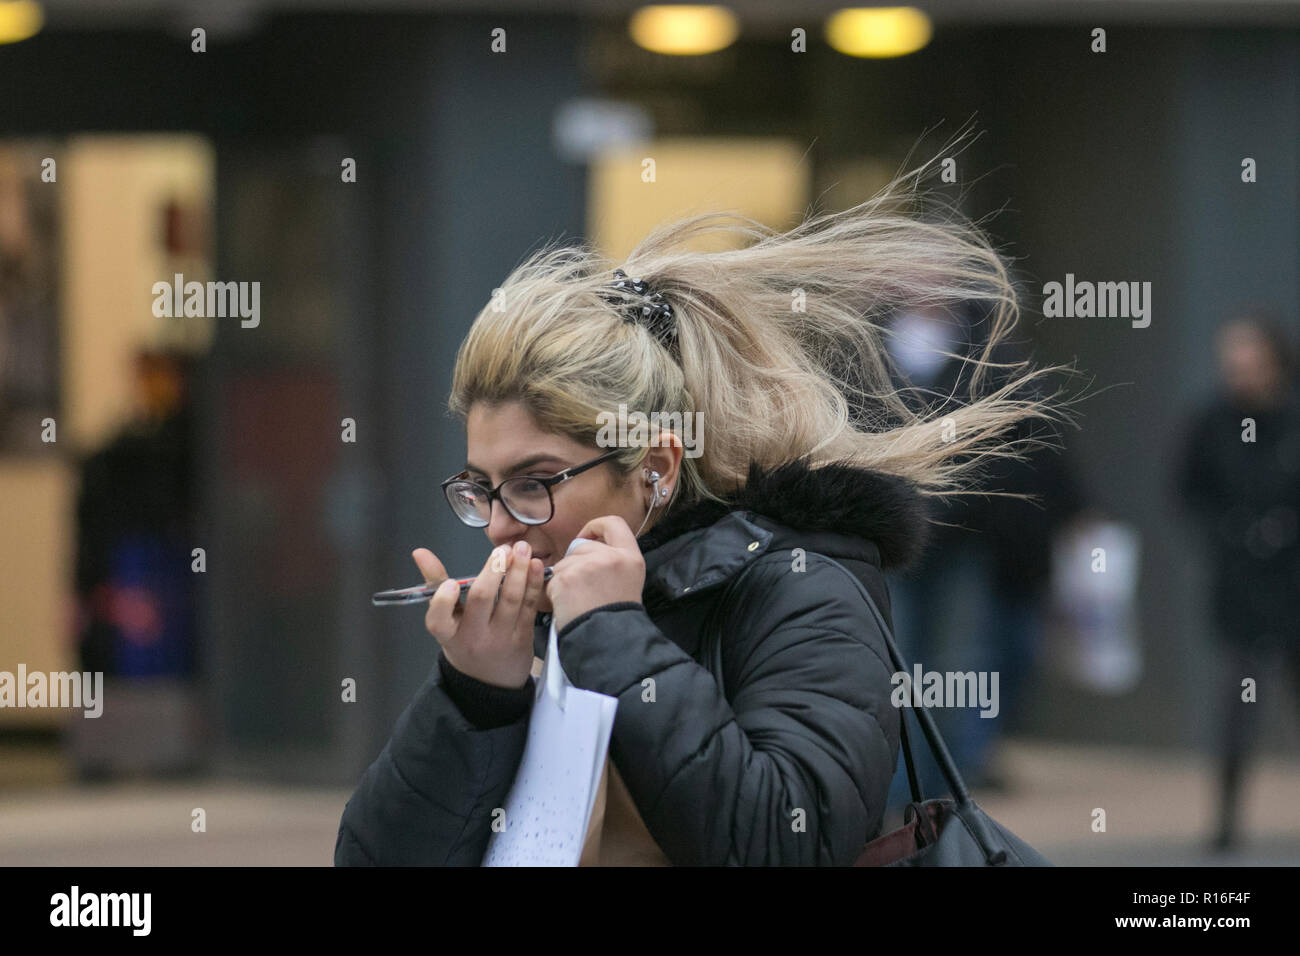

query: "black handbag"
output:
812 556 1052 866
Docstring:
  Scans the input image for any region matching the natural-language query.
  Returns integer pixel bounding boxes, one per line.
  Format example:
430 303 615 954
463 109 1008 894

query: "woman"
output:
335 149 1074 866
1175 308 1300 852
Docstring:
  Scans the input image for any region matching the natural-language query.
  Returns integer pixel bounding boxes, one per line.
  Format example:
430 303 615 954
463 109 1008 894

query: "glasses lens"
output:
445 481 491 527
500 477 553 525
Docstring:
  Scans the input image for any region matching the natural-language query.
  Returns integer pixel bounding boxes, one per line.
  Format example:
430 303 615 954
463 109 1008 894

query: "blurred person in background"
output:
883 303 1085 803
72 348 197 777
978 394 1088 773
1175 307 1300 853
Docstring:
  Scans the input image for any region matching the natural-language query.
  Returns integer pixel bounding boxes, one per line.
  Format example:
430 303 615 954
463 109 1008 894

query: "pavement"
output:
0 738 1296 866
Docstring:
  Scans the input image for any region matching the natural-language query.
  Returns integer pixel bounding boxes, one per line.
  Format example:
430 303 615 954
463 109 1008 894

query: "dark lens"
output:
446 481 491 526
500 477 552 524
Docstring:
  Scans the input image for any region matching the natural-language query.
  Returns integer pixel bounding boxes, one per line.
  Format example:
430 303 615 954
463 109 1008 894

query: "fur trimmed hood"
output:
637 458 932 571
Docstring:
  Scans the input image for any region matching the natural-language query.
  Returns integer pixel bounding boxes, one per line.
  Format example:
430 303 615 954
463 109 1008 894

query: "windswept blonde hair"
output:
449 133 1083 516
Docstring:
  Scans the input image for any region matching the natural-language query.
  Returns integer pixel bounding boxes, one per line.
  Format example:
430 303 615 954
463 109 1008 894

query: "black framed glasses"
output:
441 449 623 527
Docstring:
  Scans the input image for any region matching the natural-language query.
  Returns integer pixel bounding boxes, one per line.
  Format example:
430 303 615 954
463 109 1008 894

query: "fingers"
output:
412 548 449 587
520 556 545 616
573 515 637 550
493 542 532 626
425 577 461 642
511 558 545 645
463 544 510 618
419 544 542 651
415 549 452 642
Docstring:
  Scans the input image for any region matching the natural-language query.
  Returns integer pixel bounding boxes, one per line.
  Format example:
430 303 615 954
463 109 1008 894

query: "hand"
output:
413 541 546 689
547 516 646 634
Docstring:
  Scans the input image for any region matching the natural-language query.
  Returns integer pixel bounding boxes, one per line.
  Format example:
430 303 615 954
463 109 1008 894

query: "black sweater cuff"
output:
437 651 535 730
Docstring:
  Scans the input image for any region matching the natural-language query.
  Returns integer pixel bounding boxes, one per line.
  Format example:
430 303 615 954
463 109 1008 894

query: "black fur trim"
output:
638 457 932 570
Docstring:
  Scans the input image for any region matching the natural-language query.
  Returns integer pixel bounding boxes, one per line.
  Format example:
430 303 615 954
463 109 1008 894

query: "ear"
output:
642 431 684 500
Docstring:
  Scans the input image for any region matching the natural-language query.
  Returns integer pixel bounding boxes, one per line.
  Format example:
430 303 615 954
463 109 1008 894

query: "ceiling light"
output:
0 1 42 45
629 5 739 56
826 7 932 58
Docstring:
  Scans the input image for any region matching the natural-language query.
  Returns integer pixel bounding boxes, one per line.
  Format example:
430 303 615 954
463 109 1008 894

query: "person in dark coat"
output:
335 172 1073 865
337 452 928 866
74 349 196 680
1174 308 1300 852
881 303 1086 800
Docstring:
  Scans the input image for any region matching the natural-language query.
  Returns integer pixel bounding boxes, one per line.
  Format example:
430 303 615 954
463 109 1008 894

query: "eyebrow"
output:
464 454 570 479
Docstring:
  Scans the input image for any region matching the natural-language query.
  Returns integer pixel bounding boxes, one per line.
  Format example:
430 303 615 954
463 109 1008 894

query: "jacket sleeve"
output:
553 553 899 865
334 649 533 866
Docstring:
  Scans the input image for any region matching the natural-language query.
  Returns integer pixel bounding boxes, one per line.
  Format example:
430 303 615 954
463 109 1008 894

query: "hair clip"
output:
605 269 678 356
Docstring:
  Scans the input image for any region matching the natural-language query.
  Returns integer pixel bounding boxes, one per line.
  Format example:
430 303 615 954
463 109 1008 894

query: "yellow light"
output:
628 5 739 56
825 7 932 58
0 1 41 44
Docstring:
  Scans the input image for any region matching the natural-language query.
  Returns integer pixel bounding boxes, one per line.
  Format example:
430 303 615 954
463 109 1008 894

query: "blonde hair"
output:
449 134 1083 516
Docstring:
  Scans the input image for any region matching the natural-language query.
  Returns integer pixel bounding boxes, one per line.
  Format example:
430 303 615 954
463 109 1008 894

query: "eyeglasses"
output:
441 449 623 527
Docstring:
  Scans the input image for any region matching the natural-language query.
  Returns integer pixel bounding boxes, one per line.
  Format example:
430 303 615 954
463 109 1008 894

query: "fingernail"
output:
491 546 508 572
514 540 529 557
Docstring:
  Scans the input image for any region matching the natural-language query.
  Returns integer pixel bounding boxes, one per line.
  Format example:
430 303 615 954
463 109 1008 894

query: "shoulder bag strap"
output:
703 551 974 807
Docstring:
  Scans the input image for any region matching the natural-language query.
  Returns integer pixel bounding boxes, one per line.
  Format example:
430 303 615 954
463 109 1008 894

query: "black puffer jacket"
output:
335 458 931 865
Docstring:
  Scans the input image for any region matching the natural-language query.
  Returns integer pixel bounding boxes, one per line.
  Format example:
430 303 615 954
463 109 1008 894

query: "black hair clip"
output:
604 268 679 357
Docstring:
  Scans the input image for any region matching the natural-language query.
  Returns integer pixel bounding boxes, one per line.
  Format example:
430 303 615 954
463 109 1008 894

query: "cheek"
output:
544 505 590 554
552 482 629 545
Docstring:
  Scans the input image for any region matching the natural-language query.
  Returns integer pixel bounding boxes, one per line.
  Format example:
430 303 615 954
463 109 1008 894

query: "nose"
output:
485 499 530 549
